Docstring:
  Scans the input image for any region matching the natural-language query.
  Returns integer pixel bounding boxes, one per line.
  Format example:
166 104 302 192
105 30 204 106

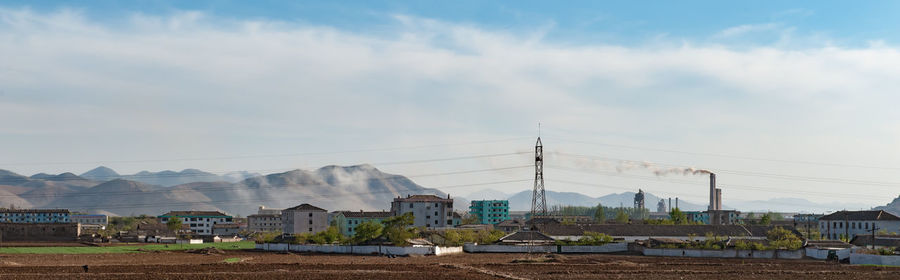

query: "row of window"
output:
823 221 875 230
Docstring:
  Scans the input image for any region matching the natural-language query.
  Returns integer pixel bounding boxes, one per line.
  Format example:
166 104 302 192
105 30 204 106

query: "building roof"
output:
499 231 555 242
159 211 230 217
534 224 798 238
71 214 107 217
497 219 525 227
850 235 900 247
393 194 453 202
284 203 327 212
806 240 854 249
0 208 70 213
336 211 392 218
248 214 281 218
820 210 900 221
452 212 462 218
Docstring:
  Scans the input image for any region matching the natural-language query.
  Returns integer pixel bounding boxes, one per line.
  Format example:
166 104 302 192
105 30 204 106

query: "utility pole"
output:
844 211 849 241
869 226 879 250
530 137 547 217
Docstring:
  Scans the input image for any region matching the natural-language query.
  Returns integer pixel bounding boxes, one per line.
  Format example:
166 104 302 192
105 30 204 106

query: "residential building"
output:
819 210 900 240
282 203 328 235
496 219 525 233
212 223 242 236
248 206 282 232
248 214 282 232
390 194 455 229
0 208 71 223
683 210 740 225
158 211 233 236
71 214 108 232
469 200 510 225
332 210 392 236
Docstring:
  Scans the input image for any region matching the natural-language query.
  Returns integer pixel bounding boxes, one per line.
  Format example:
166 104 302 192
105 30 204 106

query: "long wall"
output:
642 248 804 259
256 243 463 256
850 253 900 266
462 243 628 253
0 223 80 241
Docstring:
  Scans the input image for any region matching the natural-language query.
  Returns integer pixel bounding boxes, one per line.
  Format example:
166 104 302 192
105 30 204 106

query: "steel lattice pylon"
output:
531 137 547 217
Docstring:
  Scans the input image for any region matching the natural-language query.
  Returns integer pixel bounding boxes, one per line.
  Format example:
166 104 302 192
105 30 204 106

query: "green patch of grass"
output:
223 257 242 263
0 241 255 254
860 264 900 268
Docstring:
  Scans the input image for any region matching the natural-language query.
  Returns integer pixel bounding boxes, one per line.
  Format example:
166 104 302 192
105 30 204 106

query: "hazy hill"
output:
36 165 460 216
80 166 261 187
874 195 900 216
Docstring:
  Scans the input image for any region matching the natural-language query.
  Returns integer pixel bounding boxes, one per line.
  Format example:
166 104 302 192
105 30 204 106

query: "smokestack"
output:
668 198 672 212
709 173 716 211
676 197 679 209
716 188 722 210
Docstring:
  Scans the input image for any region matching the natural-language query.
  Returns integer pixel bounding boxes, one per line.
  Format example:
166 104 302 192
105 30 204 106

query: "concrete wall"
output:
0 222 80 241
850 253 900 266
255 243 463 256
462 243 627 254
806 248 852 260
643 248 804 259
176 239 203 244
551 235 766 242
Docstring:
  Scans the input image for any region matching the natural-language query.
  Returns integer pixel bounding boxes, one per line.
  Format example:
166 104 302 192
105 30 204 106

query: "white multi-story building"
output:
390 194 454 229
0 209 70 223
282 204 328 235
819 210 900 240
158 211 233 236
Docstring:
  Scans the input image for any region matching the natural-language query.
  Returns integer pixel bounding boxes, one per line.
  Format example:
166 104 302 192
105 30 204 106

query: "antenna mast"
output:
531 136 547 217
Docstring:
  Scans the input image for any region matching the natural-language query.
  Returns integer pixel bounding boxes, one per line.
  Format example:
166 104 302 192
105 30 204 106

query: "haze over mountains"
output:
0 166 890 217
0 165 451 216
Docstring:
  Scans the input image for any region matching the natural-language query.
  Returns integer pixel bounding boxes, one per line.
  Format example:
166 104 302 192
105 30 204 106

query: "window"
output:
308 213 313 217
409 203 414 208
434 211 438 216
308 227 312 232
309 220 313 225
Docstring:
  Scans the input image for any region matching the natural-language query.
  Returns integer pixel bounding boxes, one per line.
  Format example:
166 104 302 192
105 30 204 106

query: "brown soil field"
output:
0 250 898 279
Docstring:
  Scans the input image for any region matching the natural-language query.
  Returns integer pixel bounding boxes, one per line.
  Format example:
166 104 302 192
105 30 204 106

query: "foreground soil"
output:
0 250 898 279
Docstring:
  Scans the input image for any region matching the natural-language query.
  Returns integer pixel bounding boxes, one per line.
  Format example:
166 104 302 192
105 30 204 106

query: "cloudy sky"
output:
2 1 900 210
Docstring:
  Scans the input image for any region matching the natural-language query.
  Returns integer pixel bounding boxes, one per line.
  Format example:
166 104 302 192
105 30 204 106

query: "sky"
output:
2 1 900 211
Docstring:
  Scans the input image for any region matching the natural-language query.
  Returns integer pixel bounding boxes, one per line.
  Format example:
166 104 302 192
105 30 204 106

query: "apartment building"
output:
282 203 328 235
332 210 392 236
158 211 233 236
469 200 510 225
819 210 900 240
0 208 71 223
390 194 454 229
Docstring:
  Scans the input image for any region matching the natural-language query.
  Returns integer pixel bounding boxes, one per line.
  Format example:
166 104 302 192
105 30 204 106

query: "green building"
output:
469 200 510 225
332 211 392 237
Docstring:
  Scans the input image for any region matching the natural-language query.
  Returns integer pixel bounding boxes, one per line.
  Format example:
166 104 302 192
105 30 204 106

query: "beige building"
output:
390 194 454 229
282 203 328 235
248 206 282 232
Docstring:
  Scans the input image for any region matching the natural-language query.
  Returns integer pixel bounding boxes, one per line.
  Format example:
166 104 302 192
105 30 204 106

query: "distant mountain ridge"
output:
0 165 459 216
874 196 900 216
79 166 261 187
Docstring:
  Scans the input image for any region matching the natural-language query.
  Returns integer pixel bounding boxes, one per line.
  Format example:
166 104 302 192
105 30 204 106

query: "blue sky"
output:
2 1 900 211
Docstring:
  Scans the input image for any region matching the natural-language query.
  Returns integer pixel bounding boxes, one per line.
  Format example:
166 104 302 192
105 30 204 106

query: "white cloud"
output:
1 8 899 207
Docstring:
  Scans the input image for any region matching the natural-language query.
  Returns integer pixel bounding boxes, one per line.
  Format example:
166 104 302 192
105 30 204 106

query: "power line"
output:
0 165 532 200
0 137 531 166
549 136 900 171
46 179 533 211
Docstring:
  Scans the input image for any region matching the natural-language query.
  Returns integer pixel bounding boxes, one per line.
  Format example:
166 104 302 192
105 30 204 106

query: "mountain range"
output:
0 165 452 216
79 166 261 187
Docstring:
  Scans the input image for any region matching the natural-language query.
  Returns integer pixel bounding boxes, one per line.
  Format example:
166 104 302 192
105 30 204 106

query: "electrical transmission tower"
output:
531 137 547 217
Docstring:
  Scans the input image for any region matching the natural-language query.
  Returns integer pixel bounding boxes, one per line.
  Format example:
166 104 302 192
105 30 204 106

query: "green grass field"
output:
0 241 255 254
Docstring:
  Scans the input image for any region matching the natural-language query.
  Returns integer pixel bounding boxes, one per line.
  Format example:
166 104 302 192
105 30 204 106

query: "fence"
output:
255 243 463 256
849 253 900 266
643 248 804 259
463 243 627 253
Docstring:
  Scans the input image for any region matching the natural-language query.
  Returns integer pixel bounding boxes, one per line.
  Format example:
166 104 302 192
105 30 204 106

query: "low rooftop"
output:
159 211 230 217
820 210 900 221
393 194 453 202
0 208 70 214
284 203 327 212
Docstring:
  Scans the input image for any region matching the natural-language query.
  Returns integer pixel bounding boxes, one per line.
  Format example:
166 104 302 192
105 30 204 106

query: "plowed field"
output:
0 250 897 279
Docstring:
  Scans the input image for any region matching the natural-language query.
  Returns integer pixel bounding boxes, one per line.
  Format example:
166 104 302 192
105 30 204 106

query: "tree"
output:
352 220 384 244
166 216 183 233
615 208 630 224
461 212 479 225
766 226 802 250
669 208 687 225
383 213 416 246
760 213 772 225
594 203 605 223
